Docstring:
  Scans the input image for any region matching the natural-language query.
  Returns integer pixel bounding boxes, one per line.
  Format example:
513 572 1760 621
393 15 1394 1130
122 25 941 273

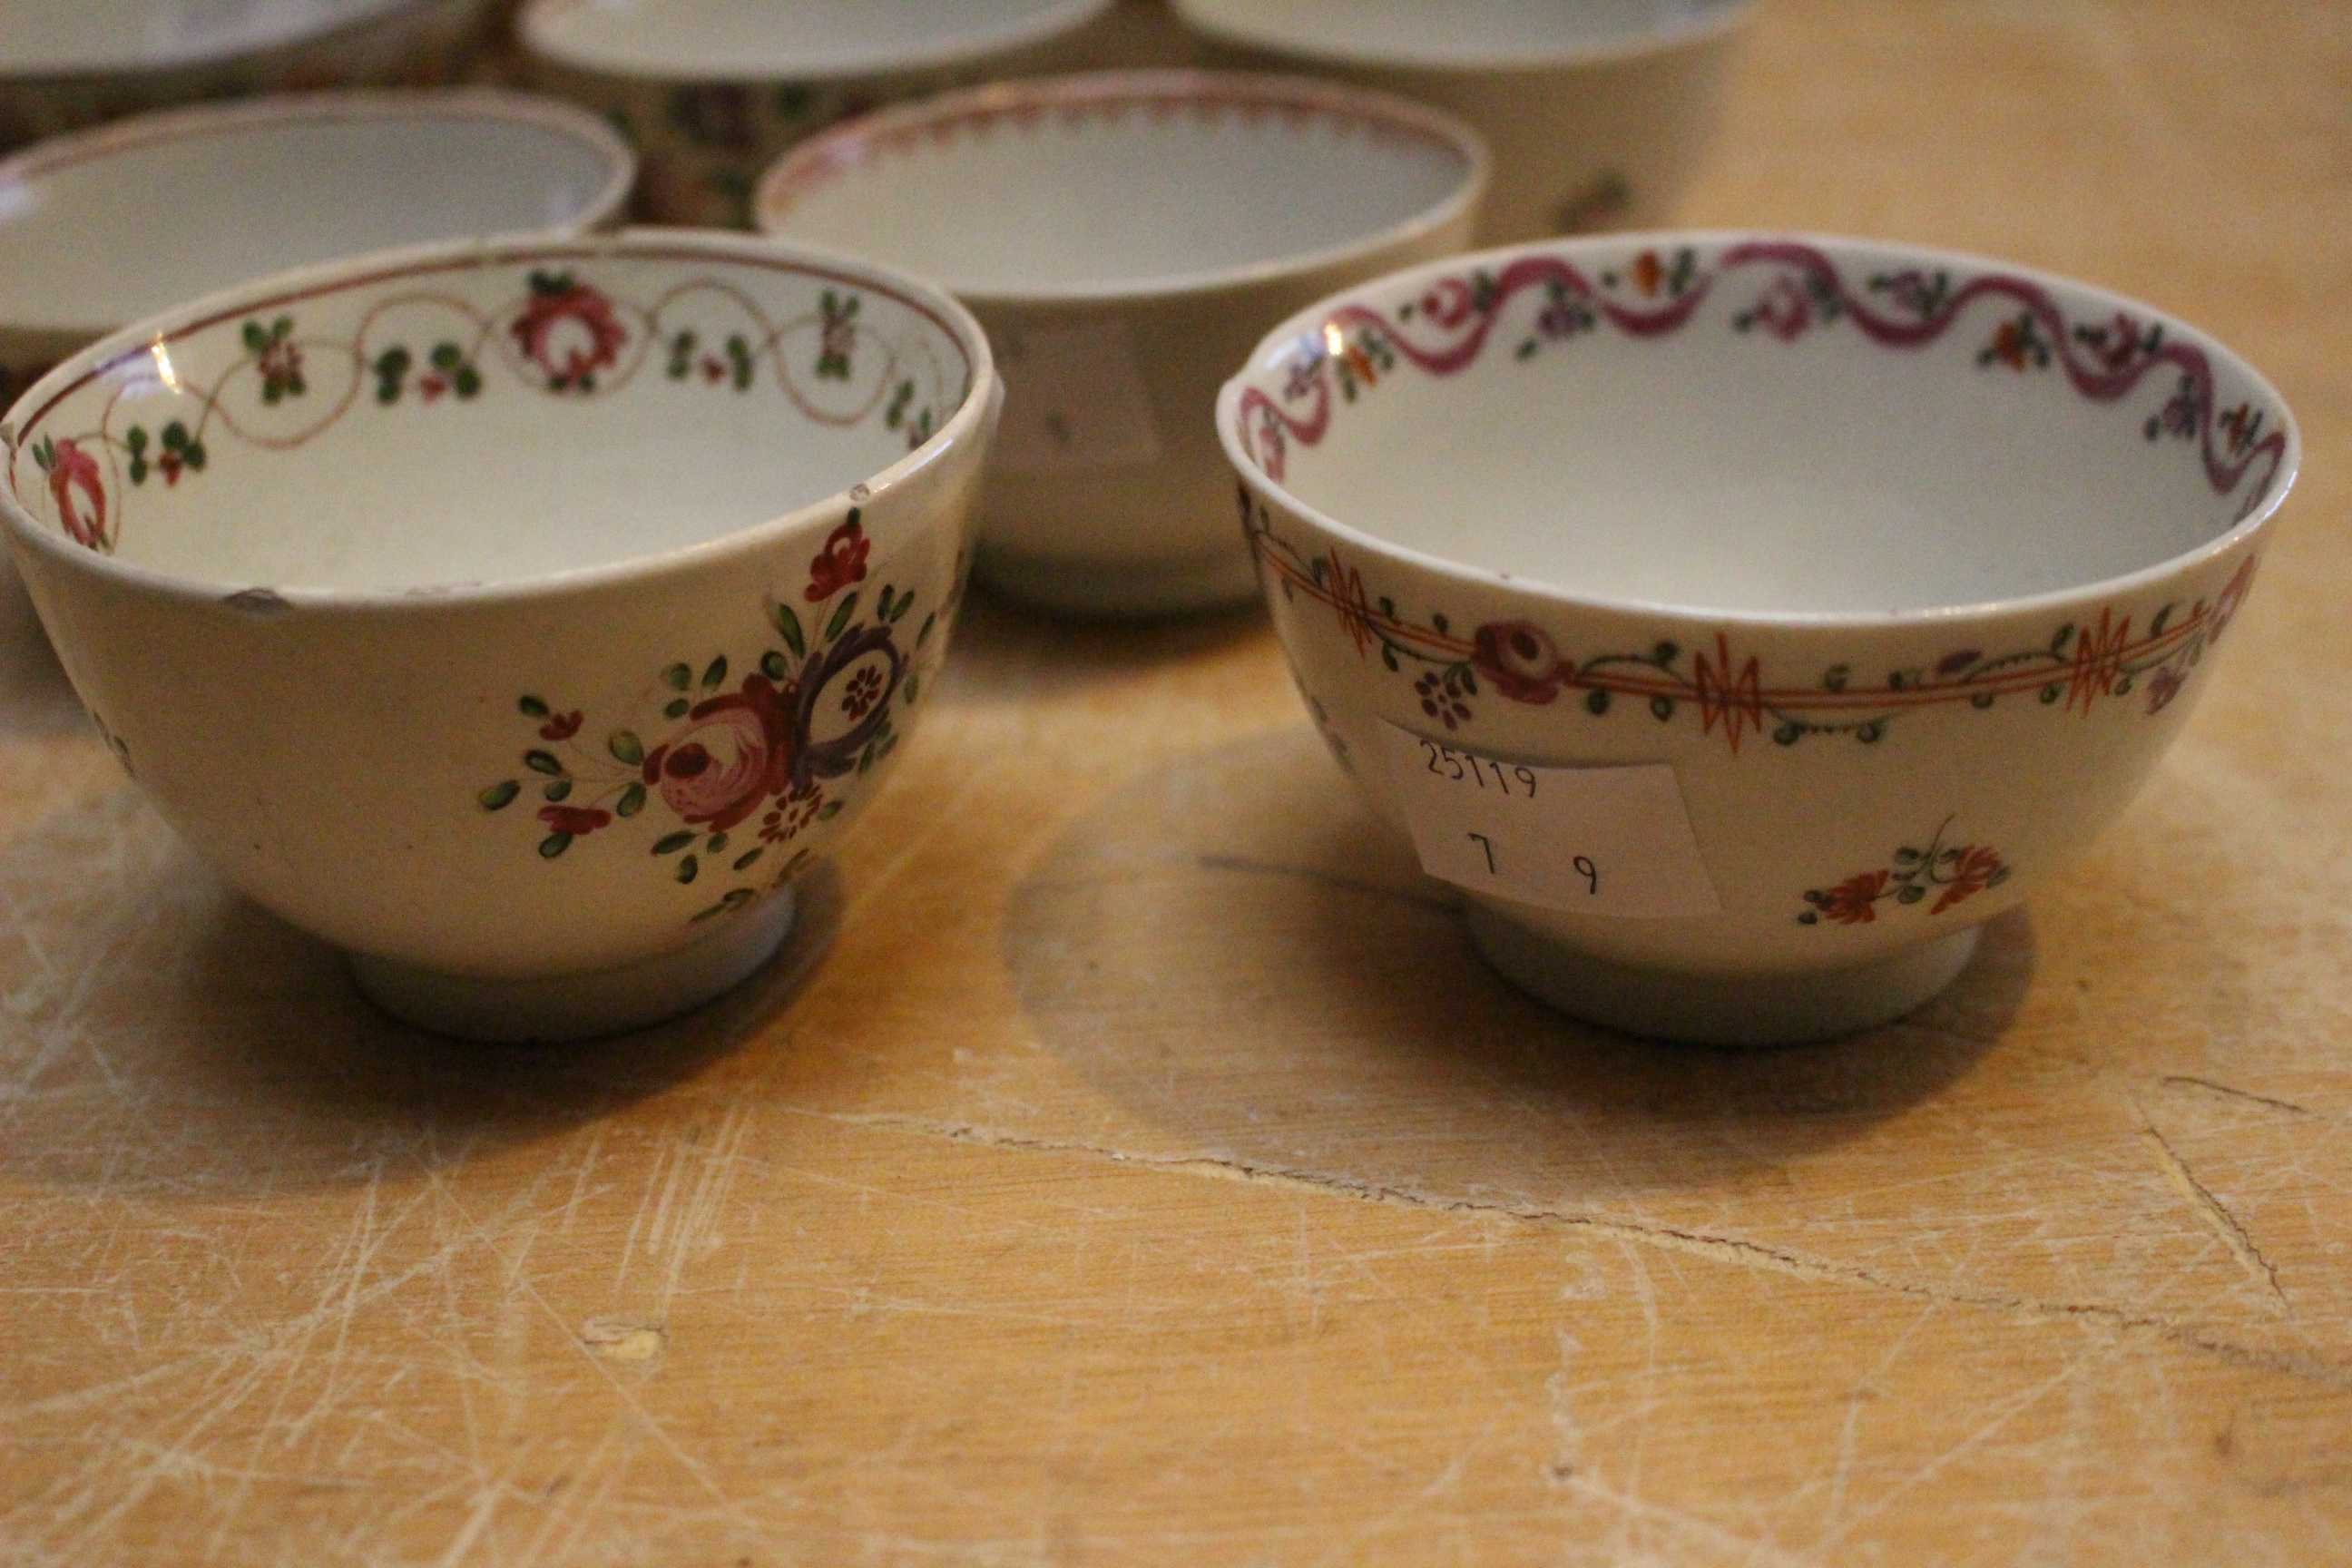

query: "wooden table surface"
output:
5 2 2349 1563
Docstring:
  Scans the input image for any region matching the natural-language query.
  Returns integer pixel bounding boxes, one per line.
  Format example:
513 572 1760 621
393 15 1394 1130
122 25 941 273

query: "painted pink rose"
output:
44 438 107 550
1472 620 1567 704
510 272 627 391
640 675 795 832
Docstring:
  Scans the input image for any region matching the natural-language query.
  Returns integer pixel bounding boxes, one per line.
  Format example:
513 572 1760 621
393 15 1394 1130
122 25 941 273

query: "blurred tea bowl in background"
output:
1172 0 1753 243
519 0 1113 227
1 230 999 1041
761 70 1485 617
0 0 492 152
0 90 635 404
1220 232 2296 1044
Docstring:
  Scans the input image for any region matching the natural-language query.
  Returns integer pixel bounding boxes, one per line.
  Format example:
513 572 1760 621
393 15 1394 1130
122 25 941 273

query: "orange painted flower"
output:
1814 870 1887 925
1932 845 2005 913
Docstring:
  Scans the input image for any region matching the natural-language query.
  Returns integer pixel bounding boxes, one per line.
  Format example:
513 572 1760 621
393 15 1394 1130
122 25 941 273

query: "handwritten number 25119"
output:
1419 738 1537 797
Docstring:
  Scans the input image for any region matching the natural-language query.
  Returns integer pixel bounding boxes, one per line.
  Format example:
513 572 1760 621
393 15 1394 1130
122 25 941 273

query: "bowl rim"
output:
756 68 1492 308
0 227 998 615
0 88 641 343
1168 0 1759 74
1217 229 2302 631
518 0 1114 85
0 0 436 81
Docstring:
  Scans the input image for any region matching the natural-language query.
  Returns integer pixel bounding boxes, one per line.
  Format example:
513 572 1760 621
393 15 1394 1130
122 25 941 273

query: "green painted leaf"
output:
608 730 644 764
430 342 462 371
1584 689 1610 716
701 655 727 690
616 783 646 818
663 662 691 691
663 698 690 719
676 854 700 885
761 651 789 680
478 780 520 810
916 612 936 648
733 848 763 872
543 779 572 802
524 750 563 774
887 591 915 622
183 444 206 471
518 695 550 718
162 421 190 451
771 602 807 657
825 593 858 641
539 832 573 858
124 426 146 453
706 831 729 854
818 800 844 820
901 673 921 707
1649 696 1675 721
652 830 696 856
241 320 269 353
876 585 895 622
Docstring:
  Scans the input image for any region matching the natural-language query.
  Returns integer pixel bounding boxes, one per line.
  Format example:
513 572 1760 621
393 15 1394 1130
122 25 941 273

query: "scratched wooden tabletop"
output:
5 2 2349 1563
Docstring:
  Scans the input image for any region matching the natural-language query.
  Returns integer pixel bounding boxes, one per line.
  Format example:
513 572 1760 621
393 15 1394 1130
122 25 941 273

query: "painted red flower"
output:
510 273 627 391
537 710 583 741
1471 620 1567 704
1749 276 1812 340
640 674 795 831
1814 870 1886 925
537 805 612 837
805 515 870 603
40 437 108 549
1931 846 2005 914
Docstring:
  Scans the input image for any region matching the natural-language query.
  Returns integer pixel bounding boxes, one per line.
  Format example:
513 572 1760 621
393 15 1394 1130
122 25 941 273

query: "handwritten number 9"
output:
1573 855 1598 895
1514 765 1537 796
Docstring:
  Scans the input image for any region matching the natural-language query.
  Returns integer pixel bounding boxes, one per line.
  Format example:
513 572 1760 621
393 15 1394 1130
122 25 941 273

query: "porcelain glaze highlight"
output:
761 70 1485 617
1219 232 2298 1044
2 231 999 1041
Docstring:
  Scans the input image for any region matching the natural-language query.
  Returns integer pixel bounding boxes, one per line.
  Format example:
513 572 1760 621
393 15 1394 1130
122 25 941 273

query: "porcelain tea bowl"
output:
0 0 491 153
0 91 636 409
519 0 1114 227
0 230 998 1041
760 70 1485 617
1220 233 2297 1044
1172 0 1753 243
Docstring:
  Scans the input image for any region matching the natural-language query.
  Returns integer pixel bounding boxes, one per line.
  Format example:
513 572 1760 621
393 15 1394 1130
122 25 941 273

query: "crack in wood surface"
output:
2159 1075 2316 1117
2140 1122 2289 1307
785 1107 2350 1389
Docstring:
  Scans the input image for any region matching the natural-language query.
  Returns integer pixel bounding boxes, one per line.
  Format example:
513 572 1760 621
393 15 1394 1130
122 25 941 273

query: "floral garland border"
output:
1245 494 2255 751
1234 239 2288 521
9 249 969 558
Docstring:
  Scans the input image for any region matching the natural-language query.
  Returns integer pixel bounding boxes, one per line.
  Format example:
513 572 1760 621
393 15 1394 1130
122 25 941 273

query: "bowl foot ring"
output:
348 888 798 1044
1465 906 1981 1048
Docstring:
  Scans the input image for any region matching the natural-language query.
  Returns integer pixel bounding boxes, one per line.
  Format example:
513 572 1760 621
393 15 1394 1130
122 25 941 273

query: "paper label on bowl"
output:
992 318 1163 472
1377 724 1720 918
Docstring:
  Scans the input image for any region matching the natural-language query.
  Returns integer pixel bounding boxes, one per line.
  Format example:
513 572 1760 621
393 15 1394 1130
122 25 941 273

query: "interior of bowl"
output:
762 74 1479 297
0 0 411 75
0 99 628 337
4 237 977 592
1172 0 1746 68
1228 236 2293 615
524 0 1108 80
